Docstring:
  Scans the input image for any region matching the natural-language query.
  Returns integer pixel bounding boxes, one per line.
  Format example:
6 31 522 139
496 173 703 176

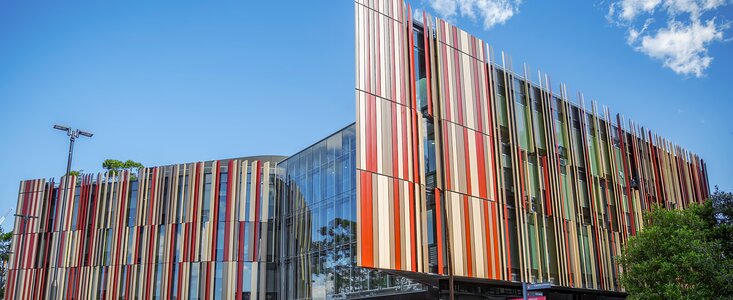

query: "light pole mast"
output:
50 124 92 299
53 125 93 176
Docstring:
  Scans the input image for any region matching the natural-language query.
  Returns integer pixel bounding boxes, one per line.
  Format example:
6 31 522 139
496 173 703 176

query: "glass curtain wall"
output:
277 125 423 299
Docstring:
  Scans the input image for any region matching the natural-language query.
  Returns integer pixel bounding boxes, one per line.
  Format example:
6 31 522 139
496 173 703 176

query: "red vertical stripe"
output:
6 270 15 299
490 202 500 279
462 195 473 277
359 172 374 267
476 132 488 199
482 199 491 278
542 156 552 216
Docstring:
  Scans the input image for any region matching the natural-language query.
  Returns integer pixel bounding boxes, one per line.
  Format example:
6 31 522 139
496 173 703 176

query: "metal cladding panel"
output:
354 0 711 293
355 0 426 273
6 159 277 300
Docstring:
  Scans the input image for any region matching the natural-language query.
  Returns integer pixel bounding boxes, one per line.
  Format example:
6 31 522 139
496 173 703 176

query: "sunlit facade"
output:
354 0 709 299
7 1 710 299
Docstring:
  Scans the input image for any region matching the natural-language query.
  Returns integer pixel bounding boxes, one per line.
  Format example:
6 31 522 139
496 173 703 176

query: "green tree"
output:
710 187 733 292
68 170 83 177
618 201 733 299
0 227 12 299
102 159 144 176
710 187 733 258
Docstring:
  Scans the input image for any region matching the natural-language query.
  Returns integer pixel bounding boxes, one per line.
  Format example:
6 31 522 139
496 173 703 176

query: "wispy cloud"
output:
607 0 731 77
426 0 523 30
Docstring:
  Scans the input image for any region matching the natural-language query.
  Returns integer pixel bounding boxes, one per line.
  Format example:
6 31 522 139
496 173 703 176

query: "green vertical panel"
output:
577 229 586 285
516 103 529 150
497 94 508 127
602 140 611 176
583 228 593 286
528 162 538 198
596 182 604 220
588 135 599 177
528 219 539 273
562 174 573 221
534 110 547 150
614 147 625 186
579 179 589 208
572 128 584 166
556 119 566 149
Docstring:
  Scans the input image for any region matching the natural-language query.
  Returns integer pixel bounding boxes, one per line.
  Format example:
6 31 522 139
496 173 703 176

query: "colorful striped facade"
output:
8 1 711 299
355 0 710 295
8 158 282 299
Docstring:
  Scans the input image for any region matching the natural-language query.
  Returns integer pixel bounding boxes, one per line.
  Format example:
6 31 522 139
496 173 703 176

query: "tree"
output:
710 187 733 293
68 170 83 177
0 227 12 299
710 187 733 258
102 159 144 176
618 201 733 299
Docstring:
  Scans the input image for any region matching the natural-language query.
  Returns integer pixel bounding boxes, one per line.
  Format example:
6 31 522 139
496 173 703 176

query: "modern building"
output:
6 1 710 299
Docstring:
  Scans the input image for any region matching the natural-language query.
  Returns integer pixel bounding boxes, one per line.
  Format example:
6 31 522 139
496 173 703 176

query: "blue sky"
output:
0 1 730 230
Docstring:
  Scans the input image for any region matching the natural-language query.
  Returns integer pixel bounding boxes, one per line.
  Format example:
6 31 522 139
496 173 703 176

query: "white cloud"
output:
426 0 522 29
616 0 662 21
608 0 731 77
414 8 425 23
638 19 724 76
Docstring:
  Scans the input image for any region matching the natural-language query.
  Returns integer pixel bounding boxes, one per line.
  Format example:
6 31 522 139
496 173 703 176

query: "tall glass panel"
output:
277 124 421 299
414 27 427 110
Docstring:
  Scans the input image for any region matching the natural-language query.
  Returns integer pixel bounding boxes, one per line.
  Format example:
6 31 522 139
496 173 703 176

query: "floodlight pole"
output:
66 132 75 176
54 125 93 176
51 125 92 300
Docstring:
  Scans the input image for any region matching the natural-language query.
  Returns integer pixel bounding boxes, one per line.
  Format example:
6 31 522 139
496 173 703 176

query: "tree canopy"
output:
102 159 144 175
0 227 12 298
618 189 733 299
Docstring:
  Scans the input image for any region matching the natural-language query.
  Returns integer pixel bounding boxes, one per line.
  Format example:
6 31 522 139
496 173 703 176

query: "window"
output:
189 263 200 300
214 263 224 300
71 186 80 230
202 173 212 224
154 263 163 300
515 101 529 149
127 230 135 264
104 229 112 265
413 29 427 109
162 176 170 223
216 222 225 261
157 226 166 262
128 181 139 226
241 262 252 296
171 263 179 300
218 171 228 221
177 175 185 223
